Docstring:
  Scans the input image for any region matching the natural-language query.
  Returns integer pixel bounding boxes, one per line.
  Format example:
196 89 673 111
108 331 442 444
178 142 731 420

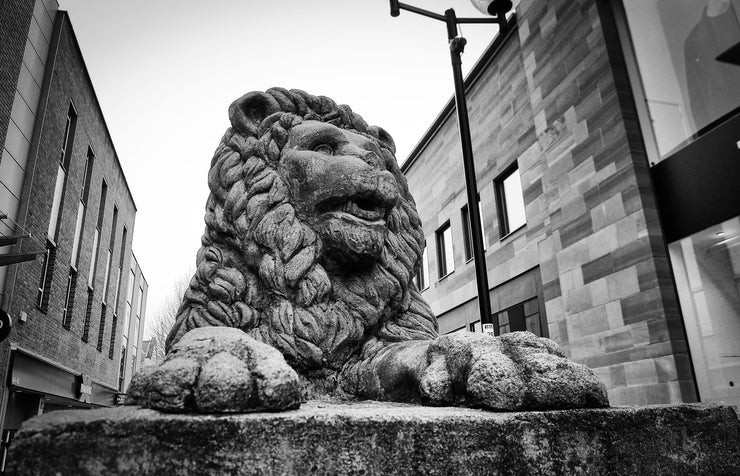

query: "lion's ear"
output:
369 126 396 155
229 91 281 136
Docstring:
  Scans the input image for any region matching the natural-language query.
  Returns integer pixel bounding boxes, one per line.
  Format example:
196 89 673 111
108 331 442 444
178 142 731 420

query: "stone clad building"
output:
0 0 148 461
403 0 740 408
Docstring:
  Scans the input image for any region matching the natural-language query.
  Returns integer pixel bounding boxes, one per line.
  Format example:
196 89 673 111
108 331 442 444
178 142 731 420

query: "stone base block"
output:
7 401 740 475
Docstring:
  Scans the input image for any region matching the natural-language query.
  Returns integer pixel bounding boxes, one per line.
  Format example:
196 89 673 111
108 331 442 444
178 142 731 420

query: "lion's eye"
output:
313 144 333 155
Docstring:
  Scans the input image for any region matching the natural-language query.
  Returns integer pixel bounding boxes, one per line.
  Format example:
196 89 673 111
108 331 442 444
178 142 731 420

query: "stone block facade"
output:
402 0 696 405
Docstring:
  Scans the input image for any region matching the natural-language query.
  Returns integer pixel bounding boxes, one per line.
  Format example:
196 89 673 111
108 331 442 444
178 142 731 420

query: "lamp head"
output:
470 0 513 16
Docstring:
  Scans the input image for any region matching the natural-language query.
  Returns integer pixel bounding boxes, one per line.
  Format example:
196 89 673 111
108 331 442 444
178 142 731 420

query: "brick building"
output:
0 0 148 458
403 0 740 408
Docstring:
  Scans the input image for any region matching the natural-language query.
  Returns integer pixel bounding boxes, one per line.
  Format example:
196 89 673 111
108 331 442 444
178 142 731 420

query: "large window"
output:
414 243 429 291
436 222 454 278
493 297 543 337
495 164 526 237
668 215 740 408
621 0 740 160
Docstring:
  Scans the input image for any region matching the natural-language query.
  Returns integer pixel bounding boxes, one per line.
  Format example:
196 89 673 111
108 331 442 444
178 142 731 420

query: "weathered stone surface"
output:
131 87 608 413
127 327 301 413
8 402 740 475
420 333 607 410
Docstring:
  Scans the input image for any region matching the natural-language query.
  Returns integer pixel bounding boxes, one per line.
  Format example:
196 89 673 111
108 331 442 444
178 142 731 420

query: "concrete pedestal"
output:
7 401 740 475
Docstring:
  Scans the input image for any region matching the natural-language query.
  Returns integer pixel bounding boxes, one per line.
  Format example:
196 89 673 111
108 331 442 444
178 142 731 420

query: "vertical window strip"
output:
70 202 84 267
82 288 94 342
81 148 94 204
436 222 454 278
46 166 66 241
36 242 56 312
118 337 127 391
60 103 77 170
97 303 106 351
108 313 117 359
88 180 107 289
415 243 429 290
62 268 77 328
496 164 526 237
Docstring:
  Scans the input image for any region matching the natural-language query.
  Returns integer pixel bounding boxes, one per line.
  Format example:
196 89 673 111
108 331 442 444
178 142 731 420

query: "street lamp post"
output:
389 0 511 331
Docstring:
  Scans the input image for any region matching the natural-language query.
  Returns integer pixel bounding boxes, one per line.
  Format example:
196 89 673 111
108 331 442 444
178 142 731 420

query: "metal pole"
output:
445 9 493 328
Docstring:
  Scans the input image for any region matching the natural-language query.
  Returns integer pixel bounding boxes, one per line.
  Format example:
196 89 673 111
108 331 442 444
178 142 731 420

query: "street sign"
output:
482 323 495 336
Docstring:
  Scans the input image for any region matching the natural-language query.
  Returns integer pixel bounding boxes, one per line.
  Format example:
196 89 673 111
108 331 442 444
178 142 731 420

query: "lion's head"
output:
166 88 437 375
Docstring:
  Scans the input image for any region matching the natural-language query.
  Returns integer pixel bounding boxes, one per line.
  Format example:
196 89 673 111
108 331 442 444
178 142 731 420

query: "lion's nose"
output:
374 170 400 208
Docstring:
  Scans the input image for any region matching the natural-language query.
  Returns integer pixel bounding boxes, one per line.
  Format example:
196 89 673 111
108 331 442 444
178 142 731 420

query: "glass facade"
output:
668 216 740 408
622 0 740 159
620 0 740 408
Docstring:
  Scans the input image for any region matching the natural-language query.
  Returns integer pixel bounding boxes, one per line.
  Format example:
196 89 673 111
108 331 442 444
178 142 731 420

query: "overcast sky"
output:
56 0 509 337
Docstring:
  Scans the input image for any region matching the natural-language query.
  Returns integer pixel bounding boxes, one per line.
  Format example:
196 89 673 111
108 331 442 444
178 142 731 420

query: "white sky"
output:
56 0 506 337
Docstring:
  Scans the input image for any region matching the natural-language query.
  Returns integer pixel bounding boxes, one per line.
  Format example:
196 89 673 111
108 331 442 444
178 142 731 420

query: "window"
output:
97 304 106 351
71 147 93 270
36 242 56 312
436 222 454 278
82 288 94 342
102 207 118 302
48 103 77 242
62 269 77 328
87 180 107 288
47 167 66 241
108 313 118 359
495 164 526 237
493 297 543 337
60 103 77 170
118 339 127 391
621 1 740 161
123 268 136 339
668 215 740 408
461 196 487 261
415 244 429 290
81 147 94 204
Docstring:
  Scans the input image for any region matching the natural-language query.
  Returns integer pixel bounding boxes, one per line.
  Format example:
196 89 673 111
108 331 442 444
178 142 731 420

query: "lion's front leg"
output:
127 327 301 413
420 332 609 410
342 332 608 411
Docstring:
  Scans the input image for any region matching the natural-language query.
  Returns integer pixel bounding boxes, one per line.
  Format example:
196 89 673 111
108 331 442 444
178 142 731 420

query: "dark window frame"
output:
435 221 454 279
495 162 526 238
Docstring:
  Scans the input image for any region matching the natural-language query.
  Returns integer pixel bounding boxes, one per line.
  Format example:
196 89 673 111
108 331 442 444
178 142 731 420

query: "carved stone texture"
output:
128 327 301 413
8 403 740 475
129 88 608 413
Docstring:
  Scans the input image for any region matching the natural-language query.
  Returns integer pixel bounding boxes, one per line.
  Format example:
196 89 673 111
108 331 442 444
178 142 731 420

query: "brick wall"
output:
3 12 138 388
403 0 695 405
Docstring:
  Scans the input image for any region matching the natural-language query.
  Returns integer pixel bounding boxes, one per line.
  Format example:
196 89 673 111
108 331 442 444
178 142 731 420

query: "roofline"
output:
400 15 518 174
58 11 138 211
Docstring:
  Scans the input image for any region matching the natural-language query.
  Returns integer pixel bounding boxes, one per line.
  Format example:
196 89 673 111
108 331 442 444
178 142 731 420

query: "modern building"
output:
0 0 148 461
403 0 740 409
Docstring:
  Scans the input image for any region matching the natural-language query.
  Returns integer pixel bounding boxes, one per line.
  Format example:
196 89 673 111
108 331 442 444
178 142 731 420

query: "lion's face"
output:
279 120 400 268
167 88 437 366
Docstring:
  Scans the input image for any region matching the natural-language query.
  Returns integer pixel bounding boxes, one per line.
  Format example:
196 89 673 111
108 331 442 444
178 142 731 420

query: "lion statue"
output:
128 88 608 413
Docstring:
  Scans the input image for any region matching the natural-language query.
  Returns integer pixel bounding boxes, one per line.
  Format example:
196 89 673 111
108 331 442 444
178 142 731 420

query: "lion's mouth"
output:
319 196 390 224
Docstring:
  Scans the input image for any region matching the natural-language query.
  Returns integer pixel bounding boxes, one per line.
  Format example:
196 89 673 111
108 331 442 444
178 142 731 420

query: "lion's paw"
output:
420 331 608 411
127 327 301 413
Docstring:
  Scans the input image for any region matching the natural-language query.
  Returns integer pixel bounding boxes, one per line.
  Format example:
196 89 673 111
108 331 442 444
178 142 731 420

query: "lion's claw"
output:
127 327 301 413
420 331 608 411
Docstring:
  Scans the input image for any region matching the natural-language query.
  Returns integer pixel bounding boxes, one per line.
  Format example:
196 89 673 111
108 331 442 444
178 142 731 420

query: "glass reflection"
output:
669 216 740 408
623 0 740 159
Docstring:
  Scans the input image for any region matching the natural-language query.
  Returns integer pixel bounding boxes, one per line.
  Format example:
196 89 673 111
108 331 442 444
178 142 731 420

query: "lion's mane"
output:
166 88 437 375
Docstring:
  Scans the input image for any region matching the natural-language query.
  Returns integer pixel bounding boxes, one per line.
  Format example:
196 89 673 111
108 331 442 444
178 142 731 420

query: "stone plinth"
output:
8 401 740 475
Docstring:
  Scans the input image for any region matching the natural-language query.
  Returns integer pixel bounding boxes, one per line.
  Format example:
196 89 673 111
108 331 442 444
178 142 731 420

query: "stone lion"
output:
129 88 607 413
